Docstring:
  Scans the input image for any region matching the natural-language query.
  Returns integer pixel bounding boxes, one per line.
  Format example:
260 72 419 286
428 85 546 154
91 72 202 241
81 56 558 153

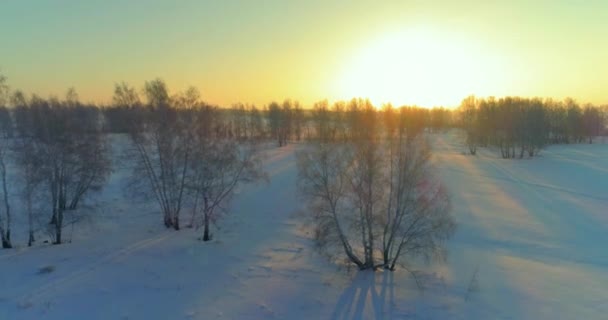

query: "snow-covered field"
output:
1 131 607 319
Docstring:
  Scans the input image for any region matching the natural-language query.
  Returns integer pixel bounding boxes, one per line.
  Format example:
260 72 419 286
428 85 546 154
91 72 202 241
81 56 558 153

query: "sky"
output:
1 0 607 108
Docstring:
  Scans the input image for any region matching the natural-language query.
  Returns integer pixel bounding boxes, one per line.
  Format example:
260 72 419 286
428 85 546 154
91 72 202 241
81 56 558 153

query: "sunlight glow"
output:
334 27 506 108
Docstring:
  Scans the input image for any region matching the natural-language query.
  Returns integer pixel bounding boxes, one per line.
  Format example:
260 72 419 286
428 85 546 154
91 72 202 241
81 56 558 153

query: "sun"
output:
333 27 501 108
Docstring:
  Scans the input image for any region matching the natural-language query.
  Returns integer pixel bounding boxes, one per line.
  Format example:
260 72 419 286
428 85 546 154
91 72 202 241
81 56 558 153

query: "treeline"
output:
305 100 452 143
459 95 607 158
104 95 453 146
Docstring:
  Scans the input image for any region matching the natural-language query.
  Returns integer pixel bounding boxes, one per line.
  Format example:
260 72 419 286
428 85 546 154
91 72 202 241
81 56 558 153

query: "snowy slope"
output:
1 132 608 319
432 131 608 319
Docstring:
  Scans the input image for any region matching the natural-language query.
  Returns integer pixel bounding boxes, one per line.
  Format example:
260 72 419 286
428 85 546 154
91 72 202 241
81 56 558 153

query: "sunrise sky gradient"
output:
1 0 607 107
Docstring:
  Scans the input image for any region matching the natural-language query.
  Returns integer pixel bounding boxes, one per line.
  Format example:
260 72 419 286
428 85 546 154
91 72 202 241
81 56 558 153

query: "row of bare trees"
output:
104 96 306 147
0 71 455 253
307 99 448 143
297 103 455 272
104 97 452 146
460 96 607 158
0 74 267 247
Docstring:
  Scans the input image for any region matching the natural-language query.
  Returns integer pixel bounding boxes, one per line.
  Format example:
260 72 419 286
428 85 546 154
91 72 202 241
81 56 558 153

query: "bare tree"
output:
11 92 42 246
188 107 266 241
267 102 284 146
229 103 245 139
311 100 332 142
297 142 364 267
104 82 143 133
247 105 265 140
13 91 110 244
382 104 397 138
297 107 455 271
332 101 347 141
127 79 193 230
0 107 13 139
0 71 8 107
21 152 41 247
293 101 304 141
113 82 141 108
0 137 12 248
382 135 454 270
582 104 602 143
0 72 11 248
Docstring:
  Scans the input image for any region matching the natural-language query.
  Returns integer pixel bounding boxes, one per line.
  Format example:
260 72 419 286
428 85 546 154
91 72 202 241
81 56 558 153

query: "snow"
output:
1 132 608 319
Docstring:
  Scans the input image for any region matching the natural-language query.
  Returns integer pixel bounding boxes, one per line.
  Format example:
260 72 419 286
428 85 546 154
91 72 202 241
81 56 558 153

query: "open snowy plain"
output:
1 131 607 319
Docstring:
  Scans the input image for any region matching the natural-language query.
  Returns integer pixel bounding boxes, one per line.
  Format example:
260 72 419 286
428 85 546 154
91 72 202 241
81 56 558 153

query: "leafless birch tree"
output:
297 107 455 271
187 107 266 241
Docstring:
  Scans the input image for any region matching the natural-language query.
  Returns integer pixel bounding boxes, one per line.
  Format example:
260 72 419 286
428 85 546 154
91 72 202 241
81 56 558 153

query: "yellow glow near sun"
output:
334 27 505 107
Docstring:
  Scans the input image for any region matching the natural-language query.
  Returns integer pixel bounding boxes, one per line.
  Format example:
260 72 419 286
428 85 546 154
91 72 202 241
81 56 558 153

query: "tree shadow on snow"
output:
331 270 399 320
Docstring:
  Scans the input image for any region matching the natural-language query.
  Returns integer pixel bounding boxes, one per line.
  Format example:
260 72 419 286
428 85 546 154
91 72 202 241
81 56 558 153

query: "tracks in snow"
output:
17 231 176 306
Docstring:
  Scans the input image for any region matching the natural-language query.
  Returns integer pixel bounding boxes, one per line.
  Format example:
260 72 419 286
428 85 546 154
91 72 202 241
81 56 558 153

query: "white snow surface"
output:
1 131 608 319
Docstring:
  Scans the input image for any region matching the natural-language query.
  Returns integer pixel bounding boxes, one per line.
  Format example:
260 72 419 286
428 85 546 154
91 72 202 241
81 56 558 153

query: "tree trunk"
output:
0 157 11 249
202 197 211 241
68 198 79 210
173 215 180 231
163 213 172 228
1 229 11 249
27 193 35 247
28 231 35 247
203 212 211 241
50 178 58 225
54 208 63 244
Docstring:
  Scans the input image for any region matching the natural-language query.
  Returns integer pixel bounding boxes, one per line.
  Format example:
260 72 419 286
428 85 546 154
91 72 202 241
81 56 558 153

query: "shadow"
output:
331 271 397 320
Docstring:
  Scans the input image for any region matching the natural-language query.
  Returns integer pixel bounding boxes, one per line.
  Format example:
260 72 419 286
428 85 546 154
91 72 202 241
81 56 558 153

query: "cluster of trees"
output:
460 96 607 158
0 75 266 247
297 101 455 272
306 99 451 143
266 100 305 146
121 79 266 240
0 83 110 247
